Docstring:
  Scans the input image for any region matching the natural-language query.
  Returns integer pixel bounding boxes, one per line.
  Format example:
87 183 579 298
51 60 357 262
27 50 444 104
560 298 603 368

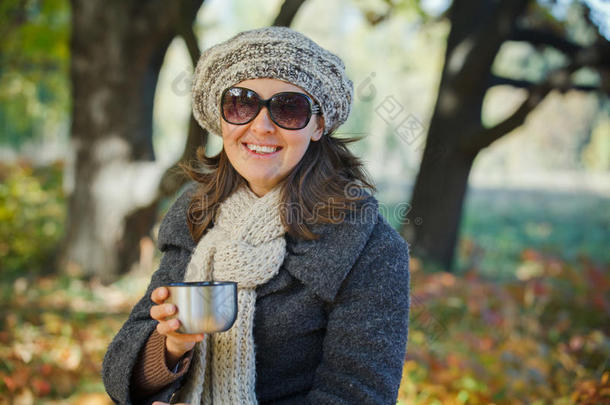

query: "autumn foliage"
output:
399 253 610 404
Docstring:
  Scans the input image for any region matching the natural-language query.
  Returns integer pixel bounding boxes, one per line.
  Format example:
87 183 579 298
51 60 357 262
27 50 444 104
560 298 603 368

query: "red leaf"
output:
32 378 52 396
3 375 19 392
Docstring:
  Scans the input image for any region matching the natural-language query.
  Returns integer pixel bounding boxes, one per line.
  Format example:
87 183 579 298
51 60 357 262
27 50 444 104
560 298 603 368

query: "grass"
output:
458 187 609 280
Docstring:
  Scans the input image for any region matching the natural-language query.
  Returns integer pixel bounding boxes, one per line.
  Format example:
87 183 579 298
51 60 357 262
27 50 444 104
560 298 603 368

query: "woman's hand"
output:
150 287 204 369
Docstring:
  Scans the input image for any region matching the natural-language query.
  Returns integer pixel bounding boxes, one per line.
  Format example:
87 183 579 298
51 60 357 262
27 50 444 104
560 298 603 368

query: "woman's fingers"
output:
156 318 180 335
157 319 204 341
151 286 169 304
150 303 176 321
169 331 205 342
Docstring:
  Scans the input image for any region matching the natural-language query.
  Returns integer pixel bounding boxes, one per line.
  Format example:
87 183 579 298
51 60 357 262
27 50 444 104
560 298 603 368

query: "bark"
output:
59 0 202 282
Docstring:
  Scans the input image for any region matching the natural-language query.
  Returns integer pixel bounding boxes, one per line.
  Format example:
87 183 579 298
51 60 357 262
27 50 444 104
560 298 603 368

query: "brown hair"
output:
180 119 375 242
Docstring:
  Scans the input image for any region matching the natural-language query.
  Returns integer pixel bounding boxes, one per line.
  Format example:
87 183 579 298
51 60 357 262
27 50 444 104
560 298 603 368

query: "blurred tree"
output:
59 0 204 281
398 0 610 271
60 0 308 281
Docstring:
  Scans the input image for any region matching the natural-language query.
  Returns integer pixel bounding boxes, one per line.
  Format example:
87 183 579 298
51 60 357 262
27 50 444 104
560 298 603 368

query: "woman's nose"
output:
250 107 276 134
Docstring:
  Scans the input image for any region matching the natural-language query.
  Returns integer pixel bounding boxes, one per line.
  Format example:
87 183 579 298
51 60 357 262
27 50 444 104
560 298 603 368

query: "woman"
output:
103 26 410 405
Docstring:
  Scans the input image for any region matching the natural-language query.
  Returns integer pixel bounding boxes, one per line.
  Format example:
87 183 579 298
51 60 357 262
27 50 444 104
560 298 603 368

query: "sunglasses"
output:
221 87 321 130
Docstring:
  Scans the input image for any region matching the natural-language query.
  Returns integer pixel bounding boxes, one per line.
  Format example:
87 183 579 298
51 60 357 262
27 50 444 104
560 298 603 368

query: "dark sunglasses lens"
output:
222 88 259 124
269 93 311 129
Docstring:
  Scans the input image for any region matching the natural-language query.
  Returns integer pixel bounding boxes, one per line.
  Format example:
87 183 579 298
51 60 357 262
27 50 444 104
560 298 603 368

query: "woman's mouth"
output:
243 143 282 156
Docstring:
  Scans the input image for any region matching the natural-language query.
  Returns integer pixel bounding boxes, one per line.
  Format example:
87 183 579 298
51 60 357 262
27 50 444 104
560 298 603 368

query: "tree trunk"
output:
401 0 528 270
404 139 476 270
59 0 201 282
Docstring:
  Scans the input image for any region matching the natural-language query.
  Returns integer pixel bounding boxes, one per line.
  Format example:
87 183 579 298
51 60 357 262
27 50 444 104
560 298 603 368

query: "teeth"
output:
246 144 278 154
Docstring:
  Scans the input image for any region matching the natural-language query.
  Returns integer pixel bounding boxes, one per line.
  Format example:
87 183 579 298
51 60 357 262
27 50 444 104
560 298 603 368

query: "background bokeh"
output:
1 0 609 403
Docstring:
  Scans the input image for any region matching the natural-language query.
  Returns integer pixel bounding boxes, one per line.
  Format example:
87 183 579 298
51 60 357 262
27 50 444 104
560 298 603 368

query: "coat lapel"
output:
279 196 380 302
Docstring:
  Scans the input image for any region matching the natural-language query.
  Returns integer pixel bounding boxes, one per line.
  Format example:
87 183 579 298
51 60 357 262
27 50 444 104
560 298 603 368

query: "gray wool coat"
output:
102 184 411 404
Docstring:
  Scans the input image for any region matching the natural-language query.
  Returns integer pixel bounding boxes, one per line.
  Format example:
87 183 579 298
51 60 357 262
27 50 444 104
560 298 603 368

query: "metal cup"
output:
165 281 238 334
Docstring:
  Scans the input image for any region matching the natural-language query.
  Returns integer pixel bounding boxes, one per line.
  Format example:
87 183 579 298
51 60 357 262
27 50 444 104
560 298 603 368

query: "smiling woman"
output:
102 26 411 405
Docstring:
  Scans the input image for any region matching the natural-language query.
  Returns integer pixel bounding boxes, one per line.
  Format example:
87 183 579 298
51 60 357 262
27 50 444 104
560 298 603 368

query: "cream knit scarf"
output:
172 185 286 405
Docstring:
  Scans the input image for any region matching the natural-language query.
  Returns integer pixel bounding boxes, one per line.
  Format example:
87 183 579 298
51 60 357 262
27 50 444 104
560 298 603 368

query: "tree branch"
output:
471 25 610 153
510 26 610 71
488 73 603 93
463 63 588 153
488 74 536 90
156 1 206 200
272 0 307 27
177 0 203 66
510 27 582 57
463 85 551 153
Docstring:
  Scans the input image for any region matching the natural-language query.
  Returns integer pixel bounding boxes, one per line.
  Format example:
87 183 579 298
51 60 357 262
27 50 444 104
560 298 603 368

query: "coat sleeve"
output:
306 224 411 404
102 244 193 404
102 185 197 404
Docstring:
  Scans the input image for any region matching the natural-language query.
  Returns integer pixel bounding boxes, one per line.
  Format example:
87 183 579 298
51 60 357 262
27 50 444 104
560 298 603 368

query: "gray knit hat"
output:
191 26 353 136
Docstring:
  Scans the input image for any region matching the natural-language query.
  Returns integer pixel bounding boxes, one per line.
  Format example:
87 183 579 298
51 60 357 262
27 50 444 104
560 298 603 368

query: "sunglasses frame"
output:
220 86 321 130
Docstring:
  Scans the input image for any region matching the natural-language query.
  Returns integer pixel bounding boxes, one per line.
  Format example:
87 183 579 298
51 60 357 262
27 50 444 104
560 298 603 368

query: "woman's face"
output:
220 78 323 197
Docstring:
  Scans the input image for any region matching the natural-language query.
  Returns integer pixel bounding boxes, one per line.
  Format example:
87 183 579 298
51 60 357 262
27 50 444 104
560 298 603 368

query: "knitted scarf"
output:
172 185 286 405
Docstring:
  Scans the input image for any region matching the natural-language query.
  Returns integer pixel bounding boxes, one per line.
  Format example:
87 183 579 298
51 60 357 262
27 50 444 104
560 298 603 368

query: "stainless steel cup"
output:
165 281 238 334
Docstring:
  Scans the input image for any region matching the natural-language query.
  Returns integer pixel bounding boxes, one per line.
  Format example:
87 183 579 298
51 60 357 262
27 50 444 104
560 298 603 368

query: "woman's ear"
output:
311 115 324 141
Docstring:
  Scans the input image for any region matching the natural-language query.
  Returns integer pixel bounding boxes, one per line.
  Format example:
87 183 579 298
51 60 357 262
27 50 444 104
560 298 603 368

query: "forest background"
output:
1 0 609 403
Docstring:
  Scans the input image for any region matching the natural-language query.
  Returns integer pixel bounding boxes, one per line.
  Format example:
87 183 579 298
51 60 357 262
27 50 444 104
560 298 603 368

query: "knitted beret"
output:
191 26 353 136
